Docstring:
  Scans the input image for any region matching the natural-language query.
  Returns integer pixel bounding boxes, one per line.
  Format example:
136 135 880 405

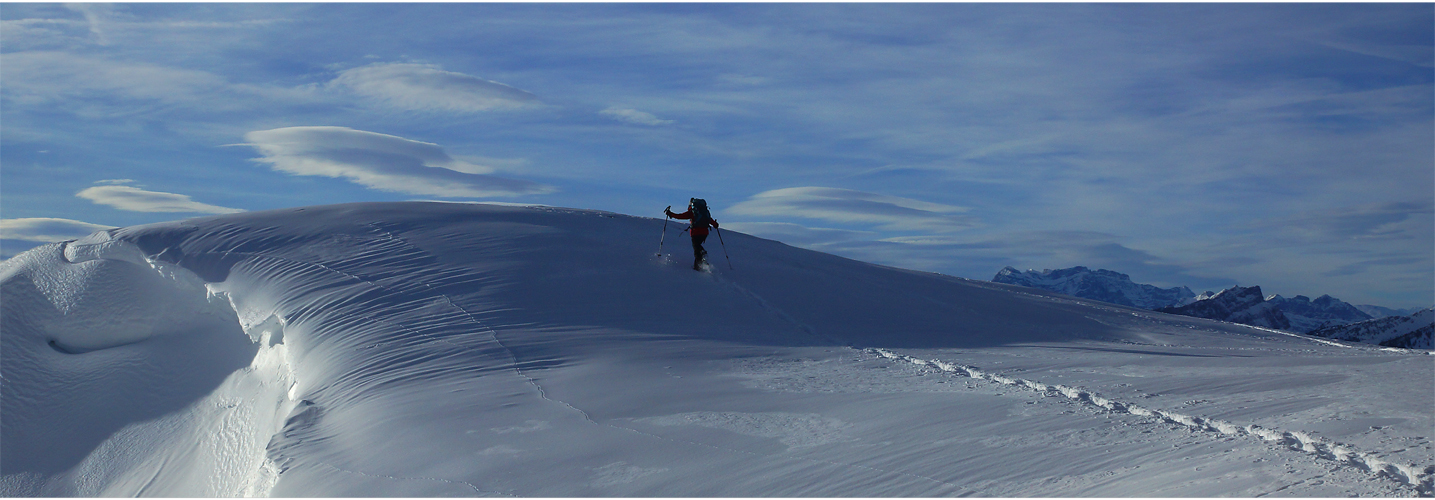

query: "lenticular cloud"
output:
244 126 553 198
729 187 977 233
75 185 244 214
331 63 537 113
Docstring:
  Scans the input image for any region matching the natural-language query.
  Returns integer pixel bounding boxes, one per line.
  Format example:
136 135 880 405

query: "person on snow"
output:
666 198 719 271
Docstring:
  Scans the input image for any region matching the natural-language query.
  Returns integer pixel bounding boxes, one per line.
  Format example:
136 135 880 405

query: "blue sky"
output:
2 3 1432 309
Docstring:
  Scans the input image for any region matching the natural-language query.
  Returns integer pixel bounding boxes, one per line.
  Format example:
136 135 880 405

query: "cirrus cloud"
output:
719 221 875 246
728 187 977 233
243 126 554 198
601 107 674 126
76 184 244 214
330 63 537 113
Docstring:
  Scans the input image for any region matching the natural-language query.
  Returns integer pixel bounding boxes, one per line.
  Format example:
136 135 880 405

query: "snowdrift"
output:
2 202 1431 496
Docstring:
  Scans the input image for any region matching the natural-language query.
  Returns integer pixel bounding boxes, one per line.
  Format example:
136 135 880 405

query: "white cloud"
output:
601 107 674 126
76 184 244 214
330 63 537 113
64 3 114 45
0 218 113 242
728 187 977 233
244 126 554 198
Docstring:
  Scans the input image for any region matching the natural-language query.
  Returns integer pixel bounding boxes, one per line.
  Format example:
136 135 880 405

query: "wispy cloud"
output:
64 3 113 45
0 18 90 50
244 126 554 197
0 218 113 243
75 183 244 214
601 107 674 126
1256 201 1435 243
330 63 538 113
1316 38 1434 68
720 222 875 246
0 51 318 117
2 51 228 106
728 187 977 233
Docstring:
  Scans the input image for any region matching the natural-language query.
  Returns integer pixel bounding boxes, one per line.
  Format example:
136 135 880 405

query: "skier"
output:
666 198 720 271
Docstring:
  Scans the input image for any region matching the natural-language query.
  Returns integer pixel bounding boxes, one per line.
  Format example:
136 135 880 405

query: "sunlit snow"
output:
2 202 1430 496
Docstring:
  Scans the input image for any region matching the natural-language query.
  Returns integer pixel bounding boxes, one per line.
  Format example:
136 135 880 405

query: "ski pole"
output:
657 206 670 256
714 226 733 270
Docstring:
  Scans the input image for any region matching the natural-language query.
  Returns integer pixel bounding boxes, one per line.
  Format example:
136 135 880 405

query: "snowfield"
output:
2 202 1431 497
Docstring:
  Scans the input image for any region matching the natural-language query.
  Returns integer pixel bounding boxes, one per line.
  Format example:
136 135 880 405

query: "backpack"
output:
689 198 712 229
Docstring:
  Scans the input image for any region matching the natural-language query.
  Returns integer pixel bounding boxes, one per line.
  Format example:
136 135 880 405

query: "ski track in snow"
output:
691 263 1432 496
870 348 1435 495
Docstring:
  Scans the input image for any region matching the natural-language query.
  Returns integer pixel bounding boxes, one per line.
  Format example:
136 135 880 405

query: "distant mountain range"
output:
1308 308 1434 349
993 266 1195 310
1156 286 1292 331
992 266 1432 349
1264 294 1373 333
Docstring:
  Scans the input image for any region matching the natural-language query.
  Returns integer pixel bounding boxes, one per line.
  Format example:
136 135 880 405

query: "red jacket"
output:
668 209 718 237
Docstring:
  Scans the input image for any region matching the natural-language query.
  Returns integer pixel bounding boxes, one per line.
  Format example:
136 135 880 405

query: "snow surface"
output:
2 202 1431 497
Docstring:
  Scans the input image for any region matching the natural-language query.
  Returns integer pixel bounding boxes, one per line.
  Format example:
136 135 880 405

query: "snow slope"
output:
2 202 1431 497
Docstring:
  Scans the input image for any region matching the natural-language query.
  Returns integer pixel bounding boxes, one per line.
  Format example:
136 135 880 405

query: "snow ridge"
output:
871 349 1434 494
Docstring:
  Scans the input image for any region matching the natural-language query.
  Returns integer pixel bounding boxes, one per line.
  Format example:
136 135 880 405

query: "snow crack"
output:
871 348 1434 495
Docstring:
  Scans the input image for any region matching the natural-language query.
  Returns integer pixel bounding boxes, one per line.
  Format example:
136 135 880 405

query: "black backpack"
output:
689 198 712 229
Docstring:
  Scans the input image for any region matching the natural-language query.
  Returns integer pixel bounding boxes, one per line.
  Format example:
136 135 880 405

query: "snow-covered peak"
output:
1158 285 1291 331
1265 293 1373 333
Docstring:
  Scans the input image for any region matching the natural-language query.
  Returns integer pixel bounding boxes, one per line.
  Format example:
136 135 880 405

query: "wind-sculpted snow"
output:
2 202 1431 496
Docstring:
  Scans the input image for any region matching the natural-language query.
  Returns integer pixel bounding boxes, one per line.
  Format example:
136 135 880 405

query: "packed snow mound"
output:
3 202 1431 497
1308 308 1434 349
992 265 1195 309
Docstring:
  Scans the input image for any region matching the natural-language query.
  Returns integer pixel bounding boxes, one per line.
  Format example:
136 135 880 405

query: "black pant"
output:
691 233 708 268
